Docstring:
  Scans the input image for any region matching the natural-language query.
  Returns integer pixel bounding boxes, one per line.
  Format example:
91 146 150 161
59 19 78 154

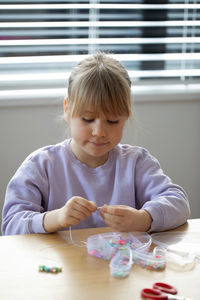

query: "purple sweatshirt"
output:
2 139 190 235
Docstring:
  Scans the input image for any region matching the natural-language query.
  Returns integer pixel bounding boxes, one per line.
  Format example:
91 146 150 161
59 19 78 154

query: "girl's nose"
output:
92 120 106 137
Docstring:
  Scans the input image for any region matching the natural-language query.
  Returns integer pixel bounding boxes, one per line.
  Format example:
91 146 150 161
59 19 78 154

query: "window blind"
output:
0 0 200 102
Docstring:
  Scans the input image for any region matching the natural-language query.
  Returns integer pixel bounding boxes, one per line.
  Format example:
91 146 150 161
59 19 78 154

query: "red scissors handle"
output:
153 282 177 295
141 288 168 300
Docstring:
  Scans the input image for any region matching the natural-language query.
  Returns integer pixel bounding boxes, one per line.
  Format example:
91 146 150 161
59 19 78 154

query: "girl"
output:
2 52 190 235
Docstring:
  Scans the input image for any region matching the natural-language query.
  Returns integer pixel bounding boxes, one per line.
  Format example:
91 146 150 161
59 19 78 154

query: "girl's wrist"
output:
139 209 152 231
43 208 64 233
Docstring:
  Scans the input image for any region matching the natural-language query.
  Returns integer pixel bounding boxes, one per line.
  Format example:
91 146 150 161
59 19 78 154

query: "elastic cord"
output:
68 225 87 247
68 207 102 247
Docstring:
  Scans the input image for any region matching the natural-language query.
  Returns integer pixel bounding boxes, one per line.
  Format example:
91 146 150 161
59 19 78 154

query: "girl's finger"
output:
75 197 97 212
102 212 123 224
67 216 81 225
101 205 127 216
71 202 92 217
70 209 88 221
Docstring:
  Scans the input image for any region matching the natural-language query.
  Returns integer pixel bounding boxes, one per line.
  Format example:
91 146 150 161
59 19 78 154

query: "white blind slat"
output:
1 4 200 9
0 20 200 27
1 53 199 64
1 37 200 46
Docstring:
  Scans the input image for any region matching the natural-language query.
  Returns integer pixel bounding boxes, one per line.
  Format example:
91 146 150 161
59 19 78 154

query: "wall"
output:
0 98 200 234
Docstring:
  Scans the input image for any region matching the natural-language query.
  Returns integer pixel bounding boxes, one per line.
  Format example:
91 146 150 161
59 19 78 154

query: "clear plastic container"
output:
109 248 133 278
152 232 197 268
87 231 152 260
152 231 200 256
132 246 167 270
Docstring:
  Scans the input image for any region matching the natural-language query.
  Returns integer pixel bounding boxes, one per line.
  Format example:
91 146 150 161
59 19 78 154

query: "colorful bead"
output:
90 249 97 256
38 265 62 274
118 239 125 245
89 237 142 261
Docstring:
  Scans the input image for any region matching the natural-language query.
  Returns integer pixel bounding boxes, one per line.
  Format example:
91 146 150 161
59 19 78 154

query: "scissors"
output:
141 282 192 300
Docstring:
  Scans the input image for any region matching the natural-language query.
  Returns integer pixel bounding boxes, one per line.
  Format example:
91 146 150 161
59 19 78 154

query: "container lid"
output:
152 231 200 256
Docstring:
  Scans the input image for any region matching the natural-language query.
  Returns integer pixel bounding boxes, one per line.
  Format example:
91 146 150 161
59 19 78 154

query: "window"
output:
0 0 200 104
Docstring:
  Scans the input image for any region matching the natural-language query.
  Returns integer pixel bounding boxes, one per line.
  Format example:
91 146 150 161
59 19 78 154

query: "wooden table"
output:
0 219 199 300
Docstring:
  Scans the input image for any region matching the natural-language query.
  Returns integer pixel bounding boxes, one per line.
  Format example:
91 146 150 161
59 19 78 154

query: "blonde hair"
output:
67 52 132 118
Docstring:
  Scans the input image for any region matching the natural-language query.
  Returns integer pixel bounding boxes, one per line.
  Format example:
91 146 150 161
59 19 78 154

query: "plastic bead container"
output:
109 248 133 278
87 231 152 260
132 246 167 270
152 232 197 268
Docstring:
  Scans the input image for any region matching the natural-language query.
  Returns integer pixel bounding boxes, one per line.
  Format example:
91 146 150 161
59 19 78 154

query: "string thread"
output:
68 225 87 247
67 206 102 247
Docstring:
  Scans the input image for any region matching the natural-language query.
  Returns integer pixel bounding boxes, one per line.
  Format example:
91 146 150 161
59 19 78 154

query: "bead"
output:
118 239 125 245
89 249 97 255
38 265 62 274
38 265 45 272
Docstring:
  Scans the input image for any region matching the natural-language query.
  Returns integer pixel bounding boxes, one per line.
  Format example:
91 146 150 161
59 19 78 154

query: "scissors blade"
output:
168 296 192 300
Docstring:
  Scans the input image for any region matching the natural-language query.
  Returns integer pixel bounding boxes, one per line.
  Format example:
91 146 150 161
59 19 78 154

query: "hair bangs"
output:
67 52 131 118
69 69 131 118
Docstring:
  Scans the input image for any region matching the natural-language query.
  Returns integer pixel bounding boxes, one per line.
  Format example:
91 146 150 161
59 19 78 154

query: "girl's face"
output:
65 104 127 168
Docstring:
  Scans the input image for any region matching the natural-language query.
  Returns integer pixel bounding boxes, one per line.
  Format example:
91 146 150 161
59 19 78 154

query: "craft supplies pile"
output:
86 232 167 278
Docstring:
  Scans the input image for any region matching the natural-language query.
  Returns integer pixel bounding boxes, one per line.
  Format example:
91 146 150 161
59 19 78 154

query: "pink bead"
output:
90 249 97 255
118 239 125 245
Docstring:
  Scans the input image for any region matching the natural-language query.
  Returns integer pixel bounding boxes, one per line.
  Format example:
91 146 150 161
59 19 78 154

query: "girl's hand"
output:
58 196 97 227
100 205 152 232
43 197 97 232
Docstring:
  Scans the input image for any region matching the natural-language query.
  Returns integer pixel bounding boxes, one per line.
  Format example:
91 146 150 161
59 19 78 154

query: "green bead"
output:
38 265 45 272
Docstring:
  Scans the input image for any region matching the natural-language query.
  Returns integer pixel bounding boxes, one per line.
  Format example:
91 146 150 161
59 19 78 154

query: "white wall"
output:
0 98 200 234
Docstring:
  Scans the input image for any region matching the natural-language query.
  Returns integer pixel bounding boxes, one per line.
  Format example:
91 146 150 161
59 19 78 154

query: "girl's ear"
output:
64 98 71 123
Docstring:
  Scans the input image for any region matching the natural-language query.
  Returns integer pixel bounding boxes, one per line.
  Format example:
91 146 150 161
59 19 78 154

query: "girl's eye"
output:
107 120 119 124
82 117 119 124
82 117 94 123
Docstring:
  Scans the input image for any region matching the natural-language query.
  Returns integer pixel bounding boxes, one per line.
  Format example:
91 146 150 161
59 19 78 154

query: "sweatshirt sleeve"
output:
135 149 191 232
1 157 49 235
